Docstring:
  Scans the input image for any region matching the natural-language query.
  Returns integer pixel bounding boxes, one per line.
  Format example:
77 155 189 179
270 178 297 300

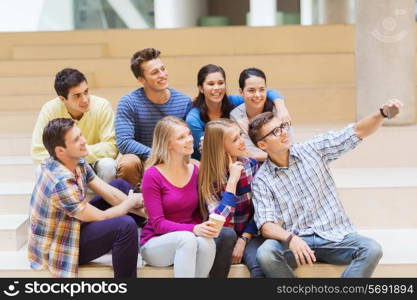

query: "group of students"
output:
28 47 402 278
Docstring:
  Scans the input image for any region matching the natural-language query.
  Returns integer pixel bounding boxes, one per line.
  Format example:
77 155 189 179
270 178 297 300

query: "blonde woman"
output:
199 118 265 278
140 116 218 277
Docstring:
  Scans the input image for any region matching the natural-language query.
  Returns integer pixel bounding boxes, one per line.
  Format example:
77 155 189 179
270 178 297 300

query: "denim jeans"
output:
243 235 266 278
140 231 216 278
210 227 237 278
210 227 265 278
256 233 383 278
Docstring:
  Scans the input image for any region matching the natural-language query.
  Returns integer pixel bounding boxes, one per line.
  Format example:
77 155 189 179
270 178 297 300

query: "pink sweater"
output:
140 165 202 245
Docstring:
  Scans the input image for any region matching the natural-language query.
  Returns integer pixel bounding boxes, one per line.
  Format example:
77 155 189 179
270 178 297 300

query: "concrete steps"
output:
0 214 28 250
333 168 417 229
0 54 355 89
12 44 108 60
1 229 416 278
0 25 355 60
0 183 33 214
0 134 31 156
0 73 96 95
0 156 35 181
0 111 38 134
0 75 56 94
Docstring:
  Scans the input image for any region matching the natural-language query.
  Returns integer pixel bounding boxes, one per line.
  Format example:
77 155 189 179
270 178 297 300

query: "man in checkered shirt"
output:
248 100 402 278
28 118 144 277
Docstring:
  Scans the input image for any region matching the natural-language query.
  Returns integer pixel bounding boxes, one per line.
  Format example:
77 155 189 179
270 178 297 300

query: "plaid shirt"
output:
208 157 259 236
28 157 95 277
252 124 362 242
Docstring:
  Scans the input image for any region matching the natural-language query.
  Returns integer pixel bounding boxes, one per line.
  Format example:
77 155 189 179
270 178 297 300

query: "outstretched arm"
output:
355 99 403 139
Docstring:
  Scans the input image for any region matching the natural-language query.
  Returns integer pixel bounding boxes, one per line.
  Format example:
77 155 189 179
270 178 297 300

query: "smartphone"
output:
382 106 399 119
385 106 399 119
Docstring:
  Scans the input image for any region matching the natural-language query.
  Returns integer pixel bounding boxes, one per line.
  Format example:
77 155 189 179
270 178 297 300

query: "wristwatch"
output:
239 236 249 245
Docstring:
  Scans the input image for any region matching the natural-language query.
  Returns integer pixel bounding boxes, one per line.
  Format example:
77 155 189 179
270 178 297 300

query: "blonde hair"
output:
198 118 237 220
145 116 190 169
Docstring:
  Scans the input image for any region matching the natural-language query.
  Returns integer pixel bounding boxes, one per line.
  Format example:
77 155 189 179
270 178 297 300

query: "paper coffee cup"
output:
209 213 225 237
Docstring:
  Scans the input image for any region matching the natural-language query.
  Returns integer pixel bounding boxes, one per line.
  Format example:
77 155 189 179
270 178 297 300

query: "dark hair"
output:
239 67 274 113
54 68 87 99
248 111 276 146
130 48 161 78
42 118 75 160
193 64 233 123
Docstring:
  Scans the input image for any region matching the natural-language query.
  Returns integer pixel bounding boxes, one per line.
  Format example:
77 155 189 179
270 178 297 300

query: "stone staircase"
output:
0 25 416 278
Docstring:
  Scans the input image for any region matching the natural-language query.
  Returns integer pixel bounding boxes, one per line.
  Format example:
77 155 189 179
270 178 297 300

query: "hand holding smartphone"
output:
382 105 399 119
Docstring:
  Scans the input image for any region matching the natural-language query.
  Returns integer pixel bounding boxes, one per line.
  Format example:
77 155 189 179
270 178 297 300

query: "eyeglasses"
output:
257 122 291 142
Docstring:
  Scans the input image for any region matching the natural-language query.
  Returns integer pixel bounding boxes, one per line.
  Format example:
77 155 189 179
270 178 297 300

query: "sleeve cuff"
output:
221 192 238 207
347 123 363 142
243 220 258 234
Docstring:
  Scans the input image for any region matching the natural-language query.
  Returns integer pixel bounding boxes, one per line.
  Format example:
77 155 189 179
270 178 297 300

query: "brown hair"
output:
239 67 274 113
54 68 87 99
42 118 75 159
248 111 276 146
193 64 233 123
130 48 161 78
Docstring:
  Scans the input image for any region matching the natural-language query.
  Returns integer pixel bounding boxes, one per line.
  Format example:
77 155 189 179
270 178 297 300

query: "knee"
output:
256 240 284 266
96 157 117 169
118 154 142 172
117 216 138 236
117 154 144 186
363 239 383 261
95 158 117 182
197 237 216 254
176 231 198 250
217 227 237 247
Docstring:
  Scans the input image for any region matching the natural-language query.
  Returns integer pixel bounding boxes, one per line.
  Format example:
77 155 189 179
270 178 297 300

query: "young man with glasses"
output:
247 99 402 277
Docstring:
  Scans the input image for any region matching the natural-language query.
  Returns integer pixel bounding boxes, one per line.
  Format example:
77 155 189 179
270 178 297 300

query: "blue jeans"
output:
209 227 266 278
256 233 383 278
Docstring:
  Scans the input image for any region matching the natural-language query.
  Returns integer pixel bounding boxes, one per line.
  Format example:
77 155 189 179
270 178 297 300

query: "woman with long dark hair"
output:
231 67 291 162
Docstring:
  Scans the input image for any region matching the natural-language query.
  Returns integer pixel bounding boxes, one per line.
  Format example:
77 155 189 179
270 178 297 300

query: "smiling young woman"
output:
198 118 266 278
230 67 291 162
139 116 219 278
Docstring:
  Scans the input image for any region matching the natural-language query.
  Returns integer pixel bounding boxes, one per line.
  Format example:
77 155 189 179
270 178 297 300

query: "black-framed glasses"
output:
257 122 291 142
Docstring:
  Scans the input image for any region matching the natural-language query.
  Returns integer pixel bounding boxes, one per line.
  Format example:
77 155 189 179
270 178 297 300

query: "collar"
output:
266 146 301 173
43 157 87 177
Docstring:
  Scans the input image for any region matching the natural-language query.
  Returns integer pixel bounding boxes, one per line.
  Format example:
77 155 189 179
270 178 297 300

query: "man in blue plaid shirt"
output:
248 100 402 278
